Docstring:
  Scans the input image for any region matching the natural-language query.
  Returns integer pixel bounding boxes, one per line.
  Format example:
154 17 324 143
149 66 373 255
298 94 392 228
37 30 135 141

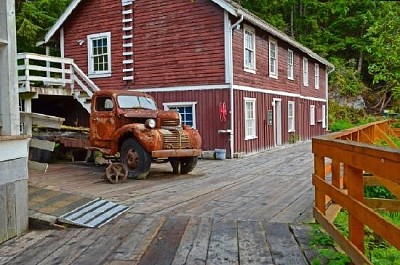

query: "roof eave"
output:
211 0 237 16
237 9 333 68
38 0 83 46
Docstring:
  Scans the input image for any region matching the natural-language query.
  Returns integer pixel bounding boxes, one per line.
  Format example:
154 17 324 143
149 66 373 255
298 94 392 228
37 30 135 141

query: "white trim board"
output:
135 83 326 102
233 85 327 102
135 84 229 93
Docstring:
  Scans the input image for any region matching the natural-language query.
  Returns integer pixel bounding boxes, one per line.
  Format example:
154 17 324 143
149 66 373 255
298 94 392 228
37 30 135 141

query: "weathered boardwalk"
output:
0 142 319 264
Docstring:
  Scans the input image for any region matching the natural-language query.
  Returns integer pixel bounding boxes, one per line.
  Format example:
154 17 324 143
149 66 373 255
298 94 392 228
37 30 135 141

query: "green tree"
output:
364 3 400 113
16 0 71 52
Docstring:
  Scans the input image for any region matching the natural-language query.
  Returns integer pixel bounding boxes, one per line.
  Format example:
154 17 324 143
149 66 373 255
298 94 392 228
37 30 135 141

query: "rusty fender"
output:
108 124 163 154
182 125 202 149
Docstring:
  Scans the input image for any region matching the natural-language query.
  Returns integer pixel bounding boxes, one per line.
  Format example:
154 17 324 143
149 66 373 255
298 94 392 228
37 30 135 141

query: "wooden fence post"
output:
345 164 365 253
314 154 326 215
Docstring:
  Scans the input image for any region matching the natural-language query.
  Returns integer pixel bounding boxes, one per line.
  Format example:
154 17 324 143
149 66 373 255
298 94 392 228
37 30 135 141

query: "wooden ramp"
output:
0 214 320 265
29 186 129 228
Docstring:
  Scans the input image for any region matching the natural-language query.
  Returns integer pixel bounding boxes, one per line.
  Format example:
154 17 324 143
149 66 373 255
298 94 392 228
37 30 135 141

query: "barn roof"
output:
41 0 333 68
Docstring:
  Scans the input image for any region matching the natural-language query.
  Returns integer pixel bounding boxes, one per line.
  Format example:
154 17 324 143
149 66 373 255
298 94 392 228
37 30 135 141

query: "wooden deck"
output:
0 142 319 264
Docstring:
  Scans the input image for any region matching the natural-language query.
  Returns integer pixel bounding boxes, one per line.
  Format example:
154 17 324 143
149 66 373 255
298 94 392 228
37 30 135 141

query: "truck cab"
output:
90 90 202 179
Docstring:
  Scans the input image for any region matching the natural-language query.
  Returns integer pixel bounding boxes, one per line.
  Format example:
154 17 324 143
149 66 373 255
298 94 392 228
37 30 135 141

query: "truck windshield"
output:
117 95 157 110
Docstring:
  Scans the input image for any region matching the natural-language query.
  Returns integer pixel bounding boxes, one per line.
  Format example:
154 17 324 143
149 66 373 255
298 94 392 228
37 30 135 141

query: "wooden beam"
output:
313 139 400 182
314 155 326 215
29 138 55 152
314 208 372 265
365 198 400 212
359 130 373 144
346 165 364 253
313 174 400 250
374 125 397 148
28 161 48 173
20 112 64 130
325 203 342 223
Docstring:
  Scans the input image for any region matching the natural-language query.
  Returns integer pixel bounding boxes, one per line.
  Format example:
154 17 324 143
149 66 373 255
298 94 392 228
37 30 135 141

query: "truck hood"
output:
122 109 158 119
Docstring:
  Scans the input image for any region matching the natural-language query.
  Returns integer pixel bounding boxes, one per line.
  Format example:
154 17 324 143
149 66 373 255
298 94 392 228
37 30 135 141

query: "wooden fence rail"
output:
312 120 400 264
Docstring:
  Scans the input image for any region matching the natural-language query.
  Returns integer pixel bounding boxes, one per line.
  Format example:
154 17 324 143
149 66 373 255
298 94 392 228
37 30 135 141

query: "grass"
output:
310 224 351 265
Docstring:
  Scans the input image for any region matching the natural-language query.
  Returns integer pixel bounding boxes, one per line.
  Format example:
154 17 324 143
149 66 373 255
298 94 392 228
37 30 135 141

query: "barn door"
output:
273 98 282 146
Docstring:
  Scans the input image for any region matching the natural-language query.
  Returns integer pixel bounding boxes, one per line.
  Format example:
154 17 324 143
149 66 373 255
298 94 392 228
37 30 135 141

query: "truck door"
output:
90 96 118 148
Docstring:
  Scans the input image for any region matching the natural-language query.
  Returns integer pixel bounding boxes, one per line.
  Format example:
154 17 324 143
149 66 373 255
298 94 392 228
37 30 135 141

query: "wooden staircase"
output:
17 53 99 113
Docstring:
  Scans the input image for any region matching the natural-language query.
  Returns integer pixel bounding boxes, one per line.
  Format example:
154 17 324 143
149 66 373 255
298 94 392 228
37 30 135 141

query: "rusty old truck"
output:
35 90 202 180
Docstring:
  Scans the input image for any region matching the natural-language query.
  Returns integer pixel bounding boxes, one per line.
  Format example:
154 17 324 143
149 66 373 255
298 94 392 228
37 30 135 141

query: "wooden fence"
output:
312 120 400 264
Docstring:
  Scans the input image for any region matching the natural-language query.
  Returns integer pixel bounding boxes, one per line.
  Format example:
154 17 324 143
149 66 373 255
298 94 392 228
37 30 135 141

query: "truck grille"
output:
162 129 191 149
161 118 180 127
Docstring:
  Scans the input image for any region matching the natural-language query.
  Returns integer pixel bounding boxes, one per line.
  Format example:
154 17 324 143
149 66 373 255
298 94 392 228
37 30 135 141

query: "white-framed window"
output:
303 57 309 87
322 105 326 128
87 32 112 78
288 101 295 132
244 26 256 73
315 63 320 89
163 102 197 128
310 105 315 125
269 38 278 78
244 97 257 139
287 49 294 80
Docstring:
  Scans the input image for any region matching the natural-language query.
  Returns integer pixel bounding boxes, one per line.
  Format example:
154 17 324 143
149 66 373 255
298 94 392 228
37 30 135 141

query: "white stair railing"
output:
17 53 99 113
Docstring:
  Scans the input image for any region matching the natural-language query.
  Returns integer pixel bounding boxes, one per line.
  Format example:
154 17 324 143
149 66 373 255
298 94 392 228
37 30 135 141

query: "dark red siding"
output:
233 89 326 154
63 0 126 90
133 0 226 88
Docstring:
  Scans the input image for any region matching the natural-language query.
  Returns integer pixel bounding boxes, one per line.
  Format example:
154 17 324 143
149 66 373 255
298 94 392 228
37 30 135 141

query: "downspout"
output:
227 13 243 158
326 65 335 131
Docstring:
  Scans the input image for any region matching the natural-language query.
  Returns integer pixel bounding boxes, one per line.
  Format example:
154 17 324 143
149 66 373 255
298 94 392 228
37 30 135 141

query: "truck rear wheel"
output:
170 157 198 174
120 138 151 180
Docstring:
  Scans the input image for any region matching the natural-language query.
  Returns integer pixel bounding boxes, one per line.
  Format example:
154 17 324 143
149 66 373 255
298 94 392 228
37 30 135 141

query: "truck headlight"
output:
145 119 156 129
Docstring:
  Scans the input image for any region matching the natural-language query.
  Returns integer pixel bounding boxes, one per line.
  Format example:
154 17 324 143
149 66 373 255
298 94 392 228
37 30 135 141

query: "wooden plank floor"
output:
1 141 318 264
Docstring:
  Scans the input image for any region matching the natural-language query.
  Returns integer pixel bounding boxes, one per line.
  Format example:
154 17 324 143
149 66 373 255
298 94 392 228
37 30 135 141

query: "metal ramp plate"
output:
58 198 129 228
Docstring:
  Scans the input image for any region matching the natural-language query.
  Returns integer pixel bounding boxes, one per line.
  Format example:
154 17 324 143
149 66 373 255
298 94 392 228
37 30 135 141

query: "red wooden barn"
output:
35 0 334 158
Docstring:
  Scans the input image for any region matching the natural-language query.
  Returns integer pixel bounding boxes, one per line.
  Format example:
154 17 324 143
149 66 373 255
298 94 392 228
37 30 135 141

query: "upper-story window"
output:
287 49 294 80
269 38 278 78
303 57 309 87
244 26 256 73
87 32 112 78
315 63 320 89
244 97 257 139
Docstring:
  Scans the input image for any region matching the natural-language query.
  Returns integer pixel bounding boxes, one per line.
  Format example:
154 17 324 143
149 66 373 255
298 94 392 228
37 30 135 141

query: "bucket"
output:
215 149 226 160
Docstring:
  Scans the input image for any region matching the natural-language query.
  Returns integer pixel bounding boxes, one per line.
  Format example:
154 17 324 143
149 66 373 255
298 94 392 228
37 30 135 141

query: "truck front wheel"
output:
120 138 151 180
170 157 198 174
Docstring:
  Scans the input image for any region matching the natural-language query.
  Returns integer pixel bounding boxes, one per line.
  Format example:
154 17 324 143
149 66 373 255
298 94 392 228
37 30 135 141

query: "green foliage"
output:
391 121 400 128
288 132 300 144
328 100 381 132
333 209 400 264
365 186 395 200
329 58 366 97
313 249 351 265
329 120 353 132
365 3 400 99
16 0 72 52
310 224 351 265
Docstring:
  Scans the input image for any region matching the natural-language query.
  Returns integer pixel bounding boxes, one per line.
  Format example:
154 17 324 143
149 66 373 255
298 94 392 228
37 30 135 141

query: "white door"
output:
273 99 282 146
